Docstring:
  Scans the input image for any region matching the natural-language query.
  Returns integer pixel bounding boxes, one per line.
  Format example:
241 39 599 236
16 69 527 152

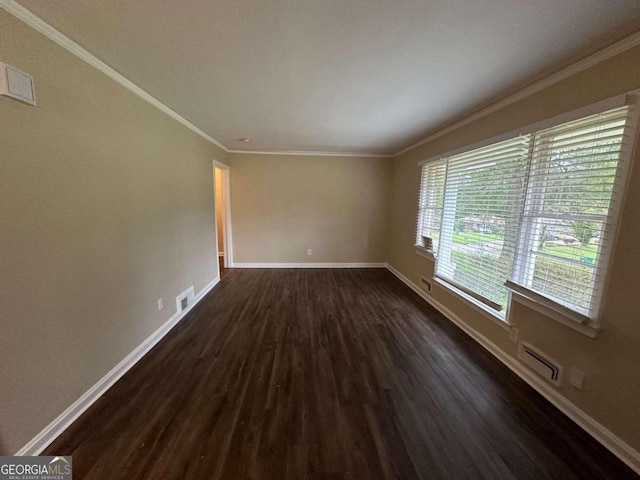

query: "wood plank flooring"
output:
45 268 638 479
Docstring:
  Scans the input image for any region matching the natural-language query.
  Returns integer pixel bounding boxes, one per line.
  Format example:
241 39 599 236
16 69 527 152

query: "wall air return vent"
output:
517 342 563 386
419 276 432 293
176 286 195 313
0 62 36 105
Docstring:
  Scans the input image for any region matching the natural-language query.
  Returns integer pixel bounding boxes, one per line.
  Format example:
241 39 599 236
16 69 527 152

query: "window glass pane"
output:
417 160 446 252
416 103 634 321
530 255 595 316
529 119 624 217
516 106 631 318
526 218 604 314
436 136 531 312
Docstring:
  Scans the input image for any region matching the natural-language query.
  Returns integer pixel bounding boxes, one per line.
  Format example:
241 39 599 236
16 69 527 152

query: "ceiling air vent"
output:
517 342 562 386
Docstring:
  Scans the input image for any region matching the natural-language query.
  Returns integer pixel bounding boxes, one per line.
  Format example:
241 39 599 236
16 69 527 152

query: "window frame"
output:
414 93 640 335
434 135 532 315
415 158 446 257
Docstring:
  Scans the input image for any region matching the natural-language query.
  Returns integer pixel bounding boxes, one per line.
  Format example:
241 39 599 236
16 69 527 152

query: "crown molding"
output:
0 0 230 152
227 149 393 158
0 0 389 159
393 30 640 158
5 0 640 160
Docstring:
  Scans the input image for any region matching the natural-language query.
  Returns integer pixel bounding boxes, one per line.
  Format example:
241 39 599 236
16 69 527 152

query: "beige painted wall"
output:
388 44 640 452
230 153 392 264
215 169 225 255
0 10 228 455
3 0 639 463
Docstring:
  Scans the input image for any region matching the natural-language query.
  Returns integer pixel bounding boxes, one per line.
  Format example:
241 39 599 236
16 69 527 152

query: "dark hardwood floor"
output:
45 268 637 479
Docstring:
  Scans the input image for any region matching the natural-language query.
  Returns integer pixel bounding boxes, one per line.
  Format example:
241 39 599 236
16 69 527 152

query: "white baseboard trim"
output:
385 263 640 475
233 262 387 268
15 276 221 456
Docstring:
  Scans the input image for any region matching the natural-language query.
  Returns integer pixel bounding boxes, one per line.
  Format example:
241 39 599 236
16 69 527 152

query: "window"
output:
416 159 446 253
416 103 636 325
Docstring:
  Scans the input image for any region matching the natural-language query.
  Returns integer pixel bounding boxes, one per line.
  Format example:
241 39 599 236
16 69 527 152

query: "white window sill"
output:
507 288 600 339
433 277 510 332
414 245 435 260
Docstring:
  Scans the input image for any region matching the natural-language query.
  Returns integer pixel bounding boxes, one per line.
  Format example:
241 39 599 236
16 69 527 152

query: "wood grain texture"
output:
219 255 229 280
45 268 637 479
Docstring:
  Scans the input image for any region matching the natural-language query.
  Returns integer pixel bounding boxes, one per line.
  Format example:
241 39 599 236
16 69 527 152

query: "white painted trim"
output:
414 245 435 260
227 149 392 158
416 94 629 167
213 162 234 268
15 276 221 456
233 262 387 268
4 0 640 160
507 287 599 339
0 0 229 152
594 97 640 323
7 0 639 161
395 31 640 157
385 263 640 475
432 277 511 332
1 2 389 159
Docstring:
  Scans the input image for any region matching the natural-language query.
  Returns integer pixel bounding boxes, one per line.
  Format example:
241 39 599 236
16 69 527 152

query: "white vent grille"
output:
176 286 195 313
517 342 562 386
0 62 36 105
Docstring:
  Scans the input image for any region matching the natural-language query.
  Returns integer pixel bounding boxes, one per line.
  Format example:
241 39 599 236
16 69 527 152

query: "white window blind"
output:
511 106 634 320
416 159 446 253
435 136 531 311
416 101 637 324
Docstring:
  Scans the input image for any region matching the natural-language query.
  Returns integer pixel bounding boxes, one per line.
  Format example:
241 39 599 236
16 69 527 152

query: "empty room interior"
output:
3 1 640 478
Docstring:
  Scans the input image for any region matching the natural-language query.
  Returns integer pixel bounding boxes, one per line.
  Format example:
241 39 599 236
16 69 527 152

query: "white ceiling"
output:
14 0 640 155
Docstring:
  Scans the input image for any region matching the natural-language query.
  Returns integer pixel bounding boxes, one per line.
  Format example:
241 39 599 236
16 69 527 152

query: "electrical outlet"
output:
569 368 585 390
157 297 163 310
181 297 189 311
307 249 312 256
509 327 519 343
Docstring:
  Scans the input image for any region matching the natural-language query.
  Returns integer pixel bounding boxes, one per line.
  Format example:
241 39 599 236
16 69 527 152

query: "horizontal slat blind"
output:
512 106 633 318
436 136 531 311
416 100 636 323
417 159 446 252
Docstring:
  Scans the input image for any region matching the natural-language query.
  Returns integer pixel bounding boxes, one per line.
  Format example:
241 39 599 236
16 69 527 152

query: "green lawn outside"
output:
452 232 502 245
451 232 599 263
539 243 598 262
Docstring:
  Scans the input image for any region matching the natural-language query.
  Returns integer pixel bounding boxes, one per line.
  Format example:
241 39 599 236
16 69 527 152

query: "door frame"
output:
214 161 233 268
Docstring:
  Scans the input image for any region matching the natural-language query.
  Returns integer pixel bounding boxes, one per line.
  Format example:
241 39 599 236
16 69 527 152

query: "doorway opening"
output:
214 163 232 278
